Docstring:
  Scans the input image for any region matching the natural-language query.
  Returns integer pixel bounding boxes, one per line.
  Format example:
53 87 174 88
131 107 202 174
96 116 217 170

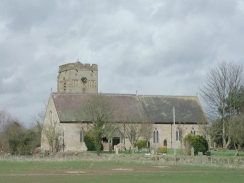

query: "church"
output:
41 61 207 152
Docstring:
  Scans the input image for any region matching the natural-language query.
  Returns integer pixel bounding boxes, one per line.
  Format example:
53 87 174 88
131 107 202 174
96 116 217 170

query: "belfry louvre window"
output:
153 128 159 143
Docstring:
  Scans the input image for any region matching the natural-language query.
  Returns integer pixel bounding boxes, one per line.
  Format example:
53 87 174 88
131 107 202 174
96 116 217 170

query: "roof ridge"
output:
138 95 197 98
52 92 137 96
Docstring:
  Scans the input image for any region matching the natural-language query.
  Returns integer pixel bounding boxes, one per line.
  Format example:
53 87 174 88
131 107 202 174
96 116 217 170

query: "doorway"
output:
112 137 120 150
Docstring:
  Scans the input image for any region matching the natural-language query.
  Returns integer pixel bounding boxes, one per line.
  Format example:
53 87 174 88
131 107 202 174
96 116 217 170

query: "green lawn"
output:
0 160 244 183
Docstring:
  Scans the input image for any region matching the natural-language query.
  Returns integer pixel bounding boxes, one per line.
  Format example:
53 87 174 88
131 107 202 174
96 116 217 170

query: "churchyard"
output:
1 151 244 183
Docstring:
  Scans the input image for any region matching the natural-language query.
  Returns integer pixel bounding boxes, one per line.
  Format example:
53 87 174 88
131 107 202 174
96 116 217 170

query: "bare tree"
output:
43 121 60 153
200 62 244 149
121 112 152 153
31 110 45 147
102 121 117 151
83 93 116 155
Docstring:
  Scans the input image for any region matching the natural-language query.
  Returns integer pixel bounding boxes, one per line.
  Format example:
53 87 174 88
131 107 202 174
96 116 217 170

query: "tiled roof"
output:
51 93 207 124
139 95 206 123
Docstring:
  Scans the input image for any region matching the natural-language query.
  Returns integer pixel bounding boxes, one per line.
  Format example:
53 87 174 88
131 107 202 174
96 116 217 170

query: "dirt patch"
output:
66 171 86 174
112 168 133 171
154 166 169 168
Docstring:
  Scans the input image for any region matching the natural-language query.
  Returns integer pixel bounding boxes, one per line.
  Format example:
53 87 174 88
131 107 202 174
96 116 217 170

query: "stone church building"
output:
41 61 207 152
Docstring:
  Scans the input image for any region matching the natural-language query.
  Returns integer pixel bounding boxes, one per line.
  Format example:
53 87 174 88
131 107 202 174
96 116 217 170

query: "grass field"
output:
0 160 244 183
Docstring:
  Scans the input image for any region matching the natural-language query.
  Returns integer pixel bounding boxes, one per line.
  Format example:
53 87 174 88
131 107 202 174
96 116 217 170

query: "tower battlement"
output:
59 61 98 73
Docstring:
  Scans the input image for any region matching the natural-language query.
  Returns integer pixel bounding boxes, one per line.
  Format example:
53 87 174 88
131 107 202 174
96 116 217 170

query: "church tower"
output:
57 61 98 93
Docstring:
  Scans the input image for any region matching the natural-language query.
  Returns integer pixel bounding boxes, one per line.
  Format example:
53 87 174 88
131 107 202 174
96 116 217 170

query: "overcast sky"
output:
1 0 244 126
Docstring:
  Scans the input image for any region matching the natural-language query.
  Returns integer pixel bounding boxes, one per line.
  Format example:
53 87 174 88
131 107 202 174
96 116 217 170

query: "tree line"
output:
0 109 43 155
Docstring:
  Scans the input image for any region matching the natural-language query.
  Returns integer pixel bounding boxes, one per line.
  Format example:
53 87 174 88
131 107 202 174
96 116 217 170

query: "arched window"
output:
176 128 182 141
191 126 196 135
163 139 167 147
153 128 159 143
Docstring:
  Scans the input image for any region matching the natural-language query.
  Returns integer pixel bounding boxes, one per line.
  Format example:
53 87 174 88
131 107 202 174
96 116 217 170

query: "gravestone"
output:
114 145 119 155
198 152 203 156
206 151 211 156
135 146 138 153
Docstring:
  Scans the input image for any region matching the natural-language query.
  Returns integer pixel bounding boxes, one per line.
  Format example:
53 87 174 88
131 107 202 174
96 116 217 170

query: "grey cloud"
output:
1 0 244 125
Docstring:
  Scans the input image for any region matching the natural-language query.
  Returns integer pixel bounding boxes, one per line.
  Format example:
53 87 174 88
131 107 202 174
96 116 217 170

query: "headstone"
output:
135 146 138 153
198 152 203 156
206 151 211 156
191 147 194 156
115 147 119 155
150 149 154 155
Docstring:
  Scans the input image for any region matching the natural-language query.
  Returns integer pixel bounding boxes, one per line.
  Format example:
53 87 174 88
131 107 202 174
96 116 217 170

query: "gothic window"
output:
191 126 196 135
176 128 182 141
153 128 159 143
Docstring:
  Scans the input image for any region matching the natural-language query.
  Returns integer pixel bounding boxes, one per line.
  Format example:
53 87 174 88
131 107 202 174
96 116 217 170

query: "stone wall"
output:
41 96 61 151
150 124 201 149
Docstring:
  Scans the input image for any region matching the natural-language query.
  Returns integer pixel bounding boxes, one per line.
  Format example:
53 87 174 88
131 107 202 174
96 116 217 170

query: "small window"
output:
191 126 196 135
163 139 167 147
80 132 83 142
176 131 179 141
63 77 66 91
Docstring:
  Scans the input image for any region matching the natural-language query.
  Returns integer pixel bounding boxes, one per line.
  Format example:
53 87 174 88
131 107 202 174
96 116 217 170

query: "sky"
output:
1 0 244 126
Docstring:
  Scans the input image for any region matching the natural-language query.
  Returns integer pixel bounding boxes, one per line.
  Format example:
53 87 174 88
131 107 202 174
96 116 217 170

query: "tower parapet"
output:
59 62 98 73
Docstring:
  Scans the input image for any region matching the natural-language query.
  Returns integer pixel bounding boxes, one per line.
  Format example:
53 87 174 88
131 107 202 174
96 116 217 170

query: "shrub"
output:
84 131 96 151
157 146 167 154
183 134 208 155
134 140 149 149
192 135 208 155
84 131 103 151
